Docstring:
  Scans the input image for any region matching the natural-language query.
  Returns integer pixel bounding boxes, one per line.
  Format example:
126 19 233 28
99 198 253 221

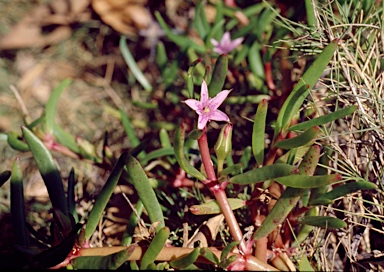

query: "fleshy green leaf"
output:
194 0 210 40
225 95 270 104
159 128 172 148
253 186 307 240
67 168 78 223
10 158 29 247
170 247 199 269
187 58 203 98
229 163 295 185
190 198 246 215
174 124 206 181
239 146 252 170
305 0 318 33
220 241 239 268
248 42 265 79
199 248 219 265
0 170 11 187
7 131 29 152
298 255 315 272
155 11 206 53
125 154 165 230
288 105 358 132
292 207 317 247
252 99 268 167
298 216 347 229
310 181 377 206
72 247 134 269
139 147 174 165
275 174 341 188
298 145 320 176
275 39 338 136
274 126 320 149
209 54 228 97
22 126 68 216
140 227 170 270
254 146 322 240
85 152 128 240
52 123 80 153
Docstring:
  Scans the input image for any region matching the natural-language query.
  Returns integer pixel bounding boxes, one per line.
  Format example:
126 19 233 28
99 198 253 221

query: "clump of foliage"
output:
0 0 382 270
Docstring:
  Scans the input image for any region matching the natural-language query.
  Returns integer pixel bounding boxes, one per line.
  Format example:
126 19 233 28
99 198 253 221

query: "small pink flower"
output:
184 80 230 130
211 31 244 54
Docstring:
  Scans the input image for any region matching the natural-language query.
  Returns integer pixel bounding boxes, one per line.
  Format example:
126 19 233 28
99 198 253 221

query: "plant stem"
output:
197 129 247 254
78 245 278 271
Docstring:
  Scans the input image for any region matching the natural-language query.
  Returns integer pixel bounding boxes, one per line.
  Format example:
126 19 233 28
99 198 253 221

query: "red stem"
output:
197 129 247 254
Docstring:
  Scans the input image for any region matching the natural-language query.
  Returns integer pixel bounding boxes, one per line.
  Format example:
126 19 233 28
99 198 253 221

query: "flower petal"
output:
221 32 231 45
184 99 201 111
213 47 226 55
210 90 231 110
197 114 209 130
209 109 230 122
210 38 219 47
200 80 209 104
230 37 244 49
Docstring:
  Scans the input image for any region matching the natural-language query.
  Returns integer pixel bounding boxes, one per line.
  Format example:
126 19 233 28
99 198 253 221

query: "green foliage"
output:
140 227 170 270
72 247 134 269
1 1 381 271
22 126 68 216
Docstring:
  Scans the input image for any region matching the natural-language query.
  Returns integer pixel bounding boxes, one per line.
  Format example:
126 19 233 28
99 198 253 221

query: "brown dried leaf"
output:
186 214 224 248
91 0 151 36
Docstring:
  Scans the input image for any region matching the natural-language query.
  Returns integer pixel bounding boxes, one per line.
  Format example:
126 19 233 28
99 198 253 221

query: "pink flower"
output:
211 31 244 54
184 80 230 130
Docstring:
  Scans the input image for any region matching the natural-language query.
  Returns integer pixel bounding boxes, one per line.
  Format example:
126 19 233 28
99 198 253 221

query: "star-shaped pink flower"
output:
184 80 230 130
211 31 244 55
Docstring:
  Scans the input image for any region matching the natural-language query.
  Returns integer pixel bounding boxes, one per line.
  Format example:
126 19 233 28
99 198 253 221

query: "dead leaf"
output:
0 0 91 50
186 214 225 248
92 0 151 36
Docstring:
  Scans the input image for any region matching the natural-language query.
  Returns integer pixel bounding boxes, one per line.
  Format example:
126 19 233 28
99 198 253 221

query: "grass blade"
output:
120 36 152 91
45 79 72 135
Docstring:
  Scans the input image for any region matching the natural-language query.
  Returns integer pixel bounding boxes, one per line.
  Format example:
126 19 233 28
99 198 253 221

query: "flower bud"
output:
214 123 233 174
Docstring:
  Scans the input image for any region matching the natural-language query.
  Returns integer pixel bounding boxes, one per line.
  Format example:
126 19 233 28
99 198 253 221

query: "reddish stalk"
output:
197 129 247 254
